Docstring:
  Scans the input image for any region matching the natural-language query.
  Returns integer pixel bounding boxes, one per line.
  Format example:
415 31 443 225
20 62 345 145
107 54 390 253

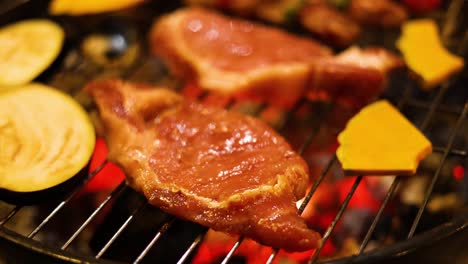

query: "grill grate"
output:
95 199 146 259
1 76 465 264
134 218 176 264
0 1 467 264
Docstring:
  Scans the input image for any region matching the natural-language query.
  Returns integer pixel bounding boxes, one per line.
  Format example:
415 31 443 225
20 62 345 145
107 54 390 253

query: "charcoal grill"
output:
0 0 467 263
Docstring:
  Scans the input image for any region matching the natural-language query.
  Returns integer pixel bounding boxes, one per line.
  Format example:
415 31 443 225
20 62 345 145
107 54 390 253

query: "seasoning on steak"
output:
150 7 403 109
85 79 321 251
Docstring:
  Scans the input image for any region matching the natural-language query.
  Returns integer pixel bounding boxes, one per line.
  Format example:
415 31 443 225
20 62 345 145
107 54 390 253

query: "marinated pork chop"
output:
150 7 403 109
150 7 332 108
85 79 321 251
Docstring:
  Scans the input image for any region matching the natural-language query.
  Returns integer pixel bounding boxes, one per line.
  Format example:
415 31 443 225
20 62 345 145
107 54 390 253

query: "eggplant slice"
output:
0 84 95 202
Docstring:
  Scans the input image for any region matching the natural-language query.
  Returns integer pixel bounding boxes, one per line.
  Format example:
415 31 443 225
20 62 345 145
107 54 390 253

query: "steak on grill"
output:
150 7 403 109
150 7 331 108
85 79 321 251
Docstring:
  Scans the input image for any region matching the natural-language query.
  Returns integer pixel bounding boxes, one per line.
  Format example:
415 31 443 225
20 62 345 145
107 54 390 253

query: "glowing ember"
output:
85 138 125 193
453 165 464 181
191 230 334 264
192 174 394 263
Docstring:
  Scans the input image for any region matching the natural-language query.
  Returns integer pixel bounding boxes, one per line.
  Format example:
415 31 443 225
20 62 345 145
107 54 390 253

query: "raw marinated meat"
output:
150 7 332 108
85 79 321 251
150 7 403 109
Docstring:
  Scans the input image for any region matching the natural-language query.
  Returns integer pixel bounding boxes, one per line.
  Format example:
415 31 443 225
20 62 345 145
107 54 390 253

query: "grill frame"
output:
0 1 467 263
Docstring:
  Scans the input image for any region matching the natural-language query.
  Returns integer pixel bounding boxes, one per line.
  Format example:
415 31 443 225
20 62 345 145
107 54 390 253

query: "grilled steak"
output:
150 7 403 109
150 7 332 108
85 79 321 251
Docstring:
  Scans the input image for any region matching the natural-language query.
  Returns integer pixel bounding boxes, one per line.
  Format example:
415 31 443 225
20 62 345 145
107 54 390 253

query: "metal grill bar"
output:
406 99 464 115
299 155 337 215
0 206 21 227
419 84 452 129
1 162 108 233
433 146 466 156
0 0 28 15
220 238 244 264
96 199 147 258
297 128 320 155
279 98 308 134
177 232 207 264
133 217 176 264
266 157 337 264
297 106 332 155
459 30 468 55
358 176 399 254
61 181 127 250
309 176 363 264
351 84 423 253
408 102 467 238
358 107 465 253
358 31 468 254
266 67 462 263
27 161 109 238
356 78 456 253
265 250 278 264
443 0 465 43
266 155 338 264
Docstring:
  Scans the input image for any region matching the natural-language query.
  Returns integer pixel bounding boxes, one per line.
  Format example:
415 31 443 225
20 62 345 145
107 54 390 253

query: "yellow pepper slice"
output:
337 100 432 175
49 0 145 15
396 19 464 90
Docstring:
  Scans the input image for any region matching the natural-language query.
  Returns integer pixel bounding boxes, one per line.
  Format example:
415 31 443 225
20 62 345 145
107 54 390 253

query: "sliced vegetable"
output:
0 84 95 192
0 19 64 87
49 0 145 15
396 19 464 90
337 100 432 175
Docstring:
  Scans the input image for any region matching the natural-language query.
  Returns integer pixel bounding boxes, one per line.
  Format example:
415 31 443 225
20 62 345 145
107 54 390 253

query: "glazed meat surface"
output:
150 7 332 108
85 79 321 251
150 7 402 109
